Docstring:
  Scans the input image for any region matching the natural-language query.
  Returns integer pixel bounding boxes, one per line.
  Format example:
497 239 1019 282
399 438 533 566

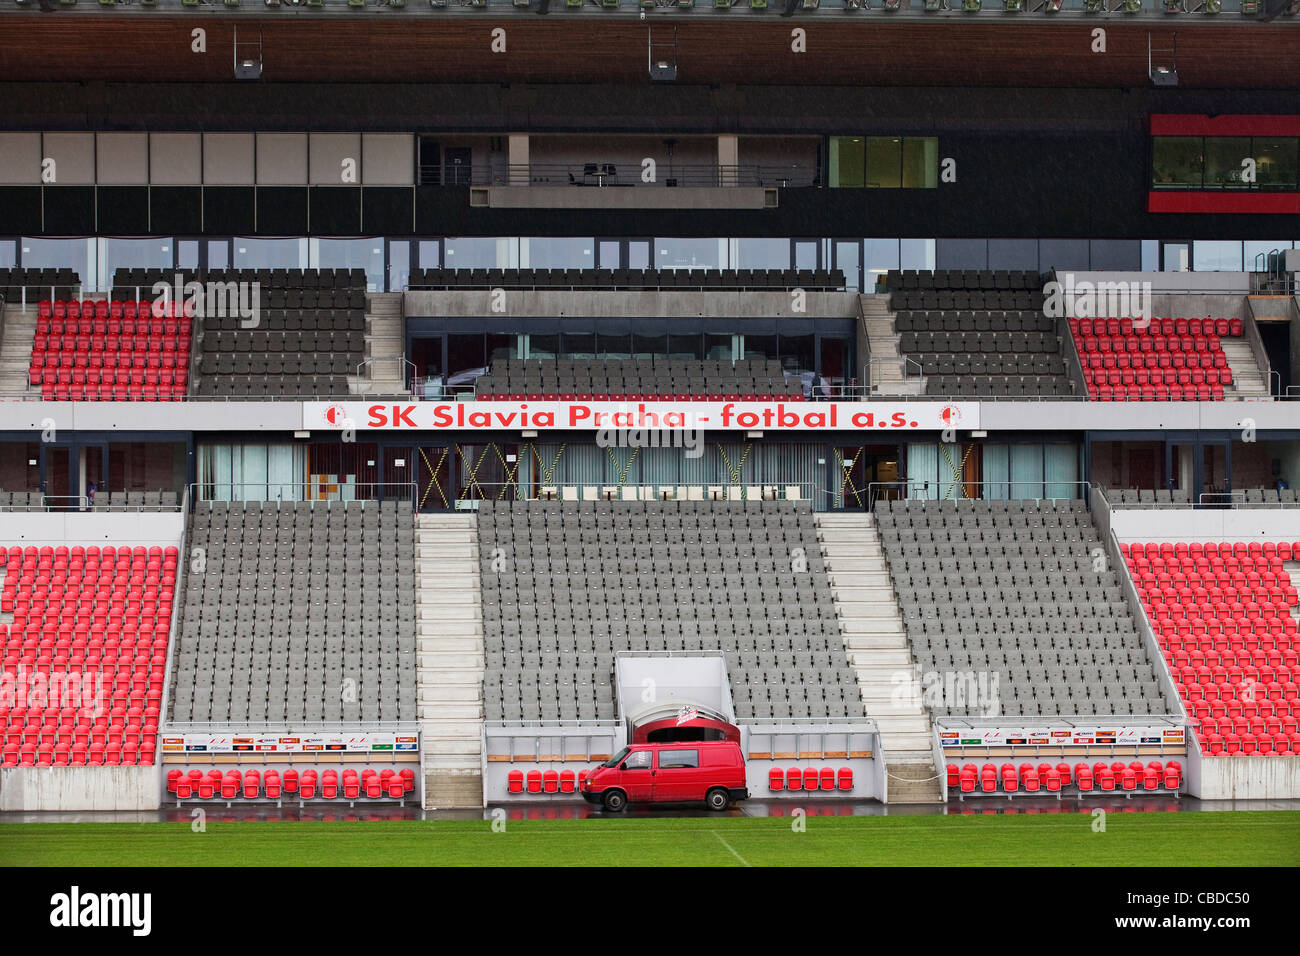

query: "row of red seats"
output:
508 768 588 794
479 392 807 403
1081 344 1229 364
29 300 193 402
1126 540 1300 753
1069 317 1242 338
768 767 854 791
949 760 1183 793
167 767 416 800
1085 368 1230 386
0 546 174 766
1093 384 1224 402
39 298 193 319
2 741 158 767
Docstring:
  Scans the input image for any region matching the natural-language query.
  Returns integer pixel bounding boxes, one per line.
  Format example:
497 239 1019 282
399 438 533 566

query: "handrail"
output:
1240 296 1276 395
188 480 419 505
419 161 818 189
158 483 191 732
866 479 1096 512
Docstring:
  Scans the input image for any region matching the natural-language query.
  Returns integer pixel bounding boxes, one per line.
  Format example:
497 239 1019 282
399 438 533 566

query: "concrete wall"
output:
405 289 859 320
0 766 161 811
1194 756 1300 800
1110 507 1300 544
1070 272 1250 295
0 511 184 547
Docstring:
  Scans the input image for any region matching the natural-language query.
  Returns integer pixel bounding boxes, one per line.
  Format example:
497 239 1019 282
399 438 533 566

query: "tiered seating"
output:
154 268 368 399
167 766 415 801
480 499 860 723
947 760 1182 795
27 299 191 401
0 544 174 767
411 267 845 291
877 498 1166 717
1071 316 1243 401
475 357 805 401
170 500 416 724
0 490 179 511
1123 541 1300 756
0 267 79 300
884 270 1070 397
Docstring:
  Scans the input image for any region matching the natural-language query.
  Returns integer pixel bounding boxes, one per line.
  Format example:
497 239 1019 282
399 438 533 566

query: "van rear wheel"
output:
706 788 730 811
602 789 627 812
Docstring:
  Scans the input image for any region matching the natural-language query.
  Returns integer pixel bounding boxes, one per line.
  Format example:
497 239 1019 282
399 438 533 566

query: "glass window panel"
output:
900 239 935 271
1204 137 1251 189
176 240 200 271
418 239 442 268
525 237 594 270
1152 137 1203 188
0 240 16 269
901 137 938 189
444 237 508 269
829 137 865 188
1254 137 1299 189
734 238 790 270
905 444 939 500
834 240 860 292
1193 241 1243 272
1244 240 1294 272
668 333 704 359
313 237 384 291
102 238 173 291
598 240 620 270
628 241 651 270
233 237 307 270
742 334 777 361
778 333 815 376
487 333 518 363
562 332 597 358
1089 239 1142 271
987 239 1038 271
864 239 900 292
819 336 851 394
597 333 632 358
794 241 817 270
528 333 559 359
632 332 667 357
705 334 734 361
207 240 229 270
865 137 902 189
936 239 987 271
388 240 410 292
447 333 486 387
1037 239 1090 273
1141 239 1160 272
21 238 95 287
655 238 720 270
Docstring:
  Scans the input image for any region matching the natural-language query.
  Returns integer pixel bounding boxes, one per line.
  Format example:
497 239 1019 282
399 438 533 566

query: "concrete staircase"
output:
0 303 36 396
1284 562 1300 623
815 511 942 803
416 513 485 808
860 294 923 397
1221 335 1269 399
352 292 408 396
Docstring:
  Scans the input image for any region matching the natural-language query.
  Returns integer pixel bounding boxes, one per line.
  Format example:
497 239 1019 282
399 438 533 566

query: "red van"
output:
581 741 748 811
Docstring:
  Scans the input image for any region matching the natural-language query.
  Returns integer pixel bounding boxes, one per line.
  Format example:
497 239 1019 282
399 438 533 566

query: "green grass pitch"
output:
4 811 1298 867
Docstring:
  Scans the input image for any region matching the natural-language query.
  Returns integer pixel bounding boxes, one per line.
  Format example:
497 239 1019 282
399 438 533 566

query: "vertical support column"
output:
717 133 738 187
508 134 529 187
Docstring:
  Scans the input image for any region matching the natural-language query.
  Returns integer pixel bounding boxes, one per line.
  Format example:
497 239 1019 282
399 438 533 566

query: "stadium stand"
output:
27 299 191 401
876 498 1167 717
410 267 845 291
473 357 806 400
117 268 367 399
0 490 178 511
0 544 173 767
168 499 416 725
883 270 1073 398
1070 316 1243 401
1123 540 1300 756
479 498 861 724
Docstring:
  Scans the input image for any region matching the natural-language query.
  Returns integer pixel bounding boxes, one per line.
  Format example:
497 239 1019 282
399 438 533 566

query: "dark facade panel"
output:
256 187 308 236
203 187 255 236
309 187 362 236
0 187 42 235
97 186 148 235
42 186 95 235
149 186 203 236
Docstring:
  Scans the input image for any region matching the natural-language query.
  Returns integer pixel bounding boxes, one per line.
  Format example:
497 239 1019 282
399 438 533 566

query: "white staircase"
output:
0 304 36 396
416 513 485 808
1221 335 1269 398
352 293 408 396
816 511 942 803
860 294 923 397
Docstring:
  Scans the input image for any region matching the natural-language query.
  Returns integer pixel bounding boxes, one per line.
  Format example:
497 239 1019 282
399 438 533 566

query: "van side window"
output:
624 751 652 771
658 749 699 769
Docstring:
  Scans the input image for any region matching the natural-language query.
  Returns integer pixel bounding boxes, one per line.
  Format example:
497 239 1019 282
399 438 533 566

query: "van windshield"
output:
601 747 630 769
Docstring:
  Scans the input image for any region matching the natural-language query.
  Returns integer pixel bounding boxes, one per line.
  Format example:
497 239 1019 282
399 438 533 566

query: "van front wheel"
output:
706 788 730 811
602 790 627 812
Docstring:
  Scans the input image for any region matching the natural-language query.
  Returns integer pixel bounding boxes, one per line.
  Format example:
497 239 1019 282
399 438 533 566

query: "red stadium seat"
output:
769 767 785 791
